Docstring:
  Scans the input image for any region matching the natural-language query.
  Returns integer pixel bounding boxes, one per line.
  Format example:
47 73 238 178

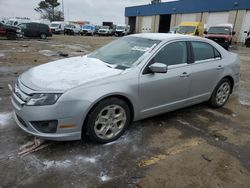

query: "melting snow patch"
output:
99 174 111 182
239 98 250 106
42 160 72 169
0 112 12 127
0 53 5 57
39 50 57 57
76 156 97 164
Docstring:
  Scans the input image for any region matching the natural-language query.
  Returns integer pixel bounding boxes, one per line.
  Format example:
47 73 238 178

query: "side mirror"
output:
204 31 208 34
149 63 168 73
232 31 236 35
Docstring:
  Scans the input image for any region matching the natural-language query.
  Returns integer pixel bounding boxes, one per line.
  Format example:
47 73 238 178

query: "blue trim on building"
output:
125 0 250 17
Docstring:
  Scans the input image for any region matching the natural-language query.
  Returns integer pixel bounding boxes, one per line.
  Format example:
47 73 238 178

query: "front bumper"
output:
11 84 91 141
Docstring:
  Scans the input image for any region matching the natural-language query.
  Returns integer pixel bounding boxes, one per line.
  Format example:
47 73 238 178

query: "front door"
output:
139 41 192 118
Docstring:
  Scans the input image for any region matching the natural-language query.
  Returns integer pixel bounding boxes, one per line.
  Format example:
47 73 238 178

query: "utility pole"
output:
62 0 64 21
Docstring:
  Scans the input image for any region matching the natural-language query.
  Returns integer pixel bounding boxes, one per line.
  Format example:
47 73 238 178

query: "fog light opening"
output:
31 120 58 133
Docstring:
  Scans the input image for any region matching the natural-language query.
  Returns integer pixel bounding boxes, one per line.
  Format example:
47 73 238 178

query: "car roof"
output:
130 33 202 41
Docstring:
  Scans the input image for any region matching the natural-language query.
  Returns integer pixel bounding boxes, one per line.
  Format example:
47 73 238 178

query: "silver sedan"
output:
11 34 240 143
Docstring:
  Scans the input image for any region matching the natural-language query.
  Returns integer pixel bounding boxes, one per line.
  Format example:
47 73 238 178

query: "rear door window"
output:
191 41 219 61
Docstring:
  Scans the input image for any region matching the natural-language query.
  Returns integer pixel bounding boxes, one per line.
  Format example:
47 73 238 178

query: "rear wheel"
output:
209 78 232 108
85 98 130 143
40 33 47 39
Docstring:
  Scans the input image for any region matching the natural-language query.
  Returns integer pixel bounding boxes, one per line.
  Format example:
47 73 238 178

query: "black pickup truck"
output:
0 22 22 40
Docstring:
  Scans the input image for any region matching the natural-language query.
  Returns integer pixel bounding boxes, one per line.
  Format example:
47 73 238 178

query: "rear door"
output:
139 41 192 118
188 41 224 102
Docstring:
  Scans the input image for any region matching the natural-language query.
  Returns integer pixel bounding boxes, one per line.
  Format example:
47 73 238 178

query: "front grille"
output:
16 114 28 128
208 37 225 44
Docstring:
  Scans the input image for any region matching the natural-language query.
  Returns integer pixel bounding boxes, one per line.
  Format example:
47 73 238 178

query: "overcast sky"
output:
0 0 155 24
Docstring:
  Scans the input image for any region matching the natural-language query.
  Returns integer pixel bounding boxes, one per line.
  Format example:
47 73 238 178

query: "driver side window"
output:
152 41 187 66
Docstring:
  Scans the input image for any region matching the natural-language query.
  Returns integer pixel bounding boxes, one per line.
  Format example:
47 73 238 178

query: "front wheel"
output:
209 78 232 108
85 98 131 143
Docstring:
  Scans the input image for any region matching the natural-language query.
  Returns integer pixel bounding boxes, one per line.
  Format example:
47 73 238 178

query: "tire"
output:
209 78 232 108
6 31 17 40
85 98 131 143
40 33 47 39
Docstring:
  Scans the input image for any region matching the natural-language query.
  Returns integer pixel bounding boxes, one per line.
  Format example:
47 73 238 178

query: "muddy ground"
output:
0 35 250 188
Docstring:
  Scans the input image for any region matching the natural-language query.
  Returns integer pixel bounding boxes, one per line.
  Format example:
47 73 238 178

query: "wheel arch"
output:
223 75 234 93
81 94 135 136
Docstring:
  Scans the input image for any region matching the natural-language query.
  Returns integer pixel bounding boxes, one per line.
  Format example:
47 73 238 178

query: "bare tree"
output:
35 0 64 21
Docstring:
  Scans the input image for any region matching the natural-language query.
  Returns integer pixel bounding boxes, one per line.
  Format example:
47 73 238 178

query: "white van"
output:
50 22 67 34
5 18 30 26
115 25 130 36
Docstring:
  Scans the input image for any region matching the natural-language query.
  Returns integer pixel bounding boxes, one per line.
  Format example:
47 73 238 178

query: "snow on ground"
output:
239 98 250 106
75 156 98 164
39 50 57 57
0 53 5 57
99 173 111 182
0 112 12 127
42 160 72 169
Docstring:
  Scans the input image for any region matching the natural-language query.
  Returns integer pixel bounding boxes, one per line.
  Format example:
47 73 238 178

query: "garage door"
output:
206 12 229 27
181 13 197 22
141 16 152 33
240 10 250 42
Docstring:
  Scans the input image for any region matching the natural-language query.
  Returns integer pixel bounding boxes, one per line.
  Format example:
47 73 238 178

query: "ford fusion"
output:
11 34 240 143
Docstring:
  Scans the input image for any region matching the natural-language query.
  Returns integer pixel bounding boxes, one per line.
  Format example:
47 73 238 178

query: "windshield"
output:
177 26 196 34
6 20 14 25
88 37 160 68
65 24 74 28
117 26 125 30
208 27 231 35
101 26 109 29
83 25 93 30
50 23 60 27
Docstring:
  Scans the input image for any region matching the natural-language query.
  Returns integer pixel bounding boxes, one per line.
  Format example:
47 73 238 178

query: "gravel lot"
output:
0 35 250 188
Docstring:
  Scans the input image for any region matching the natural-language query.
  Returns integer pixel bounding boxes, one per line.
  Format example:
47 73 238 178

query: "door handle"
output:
217 65 224 70
180 72 190 78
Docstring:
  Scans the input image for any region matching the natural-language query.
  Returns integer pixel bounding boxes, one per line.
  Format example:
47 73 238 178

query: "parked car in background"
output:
64 24 81 35
177 22 204 37
115 25 130 36
80 24 96 36
0 22 22 40
50 22 66 34
205 24 235 50
97 26 112 36
5 18 30 27
19 22 52 39
11 34 240 143
244 29 250 47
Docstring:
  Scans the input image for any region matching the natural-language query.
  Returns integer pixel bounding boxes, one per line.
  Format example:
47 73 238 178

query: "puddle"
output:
0 112 12 127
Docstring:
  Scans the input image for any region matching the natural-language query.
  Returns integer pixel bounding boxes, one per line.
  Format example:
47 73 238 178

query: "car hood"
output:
20 56 123 91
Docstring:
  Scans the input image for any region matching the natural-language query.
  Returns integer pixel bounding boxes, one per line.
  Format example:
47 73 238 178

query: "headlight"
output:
16 29 21 33
26 93 62 106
